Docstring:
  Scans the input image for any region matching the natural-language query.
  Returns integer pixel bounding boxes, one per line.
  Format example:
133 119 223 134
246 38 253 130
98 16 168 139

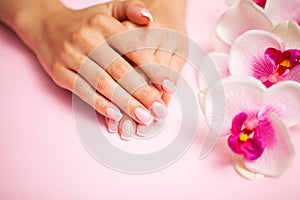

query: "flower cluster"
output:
201 0 300 179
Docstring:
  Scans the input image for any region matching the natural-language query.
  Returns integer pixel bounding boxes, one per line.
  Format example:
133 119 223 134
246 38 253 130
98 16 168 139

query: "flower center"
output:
263 48 300 86
228 113 265 160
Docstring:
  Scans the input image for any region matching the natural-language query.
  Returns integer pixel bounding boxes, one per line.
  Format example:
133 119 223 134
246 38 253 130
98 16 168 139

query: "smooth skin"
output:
0 0 186 138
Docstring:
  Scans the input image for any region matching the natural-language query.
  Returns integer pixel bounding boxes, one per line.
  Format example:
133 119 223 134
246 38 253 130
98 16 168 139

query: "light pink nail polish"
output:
106 107 122 121
134 107 154 125
107 119 118 133
137 119 165 137
120 120 134 140
162 79 176 94
150 102 168 120
140 8 153 22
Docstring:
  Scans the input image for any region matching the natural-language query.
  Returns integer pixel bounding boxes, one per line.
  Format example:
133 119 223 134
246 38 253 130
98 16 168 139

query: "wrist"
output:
6 1 68 49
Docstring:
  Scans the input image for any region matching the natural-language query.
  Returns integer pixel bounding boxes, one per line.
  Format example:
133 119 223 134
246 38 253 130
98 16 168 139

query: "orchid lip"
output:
261 47 300 87
228 112 265 161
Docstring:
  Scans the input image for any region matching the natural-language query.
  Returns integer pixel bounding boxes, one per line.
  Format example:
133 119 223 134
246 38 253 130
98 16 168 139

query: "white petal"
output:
273 20 300 49
226 0 240 6
229 30 285 76
264 81 300 127
204 76 265 136
232 154 264 180
244 114 295 177
214 0 272 52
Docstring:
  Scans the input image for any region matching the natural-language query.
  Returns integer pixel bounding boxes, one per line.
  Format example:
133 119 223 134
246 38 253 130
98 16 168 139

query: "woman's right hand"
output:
8 0 170 127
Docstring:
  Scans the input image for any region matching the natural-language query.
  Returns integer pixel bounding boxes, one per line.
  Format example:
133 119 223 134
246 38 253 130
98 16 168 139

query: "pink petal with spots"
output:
265 0 300 25
244 114 295 177
204 76 265 136
214 0 272 52
229 30 285 79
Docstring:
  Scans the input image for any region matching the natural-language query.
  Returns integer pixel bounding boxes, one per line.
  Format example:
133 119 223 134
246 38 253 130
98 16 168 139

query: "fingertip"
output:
139 8 153 22
106 118 119 133
126 6 153 25
162 79 176 94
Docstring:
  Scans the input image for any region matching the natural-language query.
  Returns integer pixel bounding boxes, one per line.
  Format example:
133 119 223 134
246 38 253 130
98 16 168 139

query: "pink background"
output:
1 0 300 199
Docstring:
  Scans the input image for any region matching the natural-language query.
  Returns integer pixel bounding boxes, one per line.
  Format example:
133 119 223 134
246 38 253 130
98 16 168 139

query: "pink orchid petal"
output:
282 65 300 83
205 76 265 136
273 20 300 49
265 0 300 25
232 154 264 180
214 0 272 52
263 81 300 127
229 30 285 78
244 114 295 177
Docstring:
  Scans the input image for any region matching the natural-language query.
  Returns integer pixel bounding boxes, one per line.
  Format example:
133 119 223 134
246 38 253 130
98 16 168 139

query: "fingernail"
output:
134 107 154 125
140 8 153 22
107 119 118 133
137 123 153 137
137 119 165 137
162 79 176 94
106 107 123 121
120 120 135 140
150 102 168 120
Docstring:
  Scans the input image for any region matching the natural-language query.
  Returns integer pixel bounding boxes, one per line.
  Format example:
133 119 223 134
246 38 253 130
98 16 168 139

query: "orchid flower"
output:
214 0 272 52
216 0 300 52
204 76 300 179
226 0 299 25
229 22 300 87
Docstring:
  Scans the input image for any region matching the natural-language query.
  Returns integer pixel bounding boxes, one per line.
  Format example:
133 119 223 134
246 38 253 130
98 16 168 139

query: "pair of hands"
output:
10 0 187 139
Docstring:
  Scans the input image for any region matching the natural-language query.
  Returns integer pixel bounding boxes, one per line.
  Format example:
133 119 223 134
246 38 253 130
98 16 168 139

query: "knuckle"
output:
135 85 158 101
57 41 70 55
96 74 110 92
110 63 129 81
50 63 64 87
89 13 110 27
71 26 88 43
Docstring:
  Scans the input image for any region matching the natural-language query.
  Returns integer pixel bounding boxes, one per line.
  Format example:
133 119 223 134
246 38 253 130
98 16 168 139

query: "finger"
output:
155 49 173 66
89 45 168 120
137 119 165 137
162 93 172 106
76 58 155 125
106 118 119 133
108 32 178 94
118 115 137 141
51 66 123 121
160 54 186 106
108 0 153 25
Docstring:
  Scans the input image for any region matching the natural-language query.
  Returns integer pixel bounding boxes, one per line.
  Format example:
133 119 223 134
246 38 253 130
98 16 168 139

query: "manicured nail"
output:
136 123 153 137
120 120 135 140
162 79 176 94
137 120 165 137
150 102 168 120
106 107 122 121
140 8 153 22
107 119 118 133
134 107 154 125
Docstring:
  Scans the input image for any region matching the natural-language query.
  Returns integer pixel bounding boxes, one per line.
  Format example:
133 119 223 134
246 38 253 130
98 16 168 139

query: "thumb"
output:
110 0 153 25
